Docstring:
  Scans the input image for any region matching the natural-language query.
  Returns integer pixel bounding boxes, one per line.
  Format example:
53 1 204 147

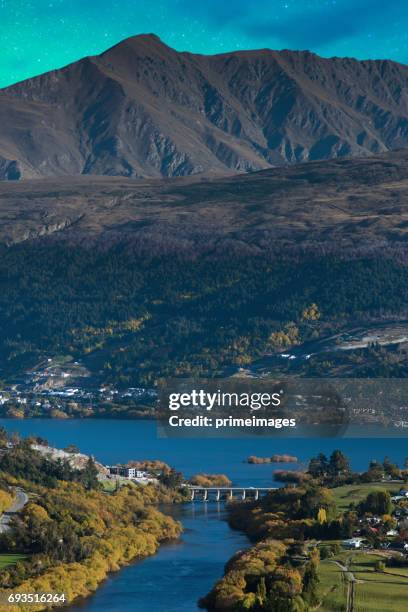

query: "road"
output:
0 488 28 533
244 320 408 376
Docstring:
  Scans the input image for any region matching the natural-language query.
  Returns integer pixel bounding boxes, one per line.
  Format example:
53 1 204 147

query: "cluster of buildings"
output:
342 488 408 551
0 383 157 413
0 393 10 406
106 465 158 485
0 357 157 411
43 386 157 401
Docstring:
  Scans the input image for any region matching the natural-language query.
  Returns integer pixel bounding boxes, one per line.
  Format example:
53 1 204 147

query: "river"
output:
0 418 407 611
68 502 249 612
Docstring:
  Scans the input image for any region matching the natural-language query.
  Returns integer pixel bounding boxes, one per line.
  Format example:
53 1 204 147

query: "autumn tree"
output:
301 303 321 321
358 490 392 516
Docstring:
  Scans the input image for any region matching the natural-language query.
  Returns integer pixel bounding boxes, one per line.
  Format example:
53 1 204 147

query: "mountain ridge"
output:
0 34 407 180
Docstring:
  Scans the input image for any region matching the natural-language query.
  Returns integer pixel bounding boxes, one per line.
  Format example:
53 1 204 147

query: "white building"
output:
107 466 147 479
342 538 363 550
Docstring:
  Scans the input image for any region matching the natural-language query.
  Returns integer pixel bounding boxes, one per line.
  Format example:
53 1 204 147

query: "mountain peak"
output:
0 36 407 181
101 33 171 58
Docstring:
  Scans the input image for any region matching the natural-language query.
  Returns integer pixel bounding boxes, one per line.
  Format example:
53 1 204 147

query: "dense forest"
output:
1 242 408 386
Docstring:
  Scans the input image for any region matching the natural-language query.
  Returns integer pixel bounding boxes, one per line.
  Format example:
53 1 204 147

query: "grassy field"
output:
318 550 408 611
0 554 26 569
354 569 408 611
331 482 402 512
317 558 347 611
383 566 408 578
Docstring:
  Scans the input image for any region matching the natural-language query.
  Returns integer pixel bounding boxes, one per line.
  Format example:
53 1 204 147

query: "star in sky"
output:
0 0 407 88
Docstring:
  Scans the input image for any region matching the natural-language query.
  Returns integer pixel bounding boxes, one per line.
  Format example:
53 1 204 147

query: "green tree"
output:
308 453 328 478
359 490 392 516
159 468 183 489
302 558 320 606
341 511 358 538
256 576 267 606
329 450 350 478
304 485 337 521
383 456 400 479
80 457 99 490
362 460 384 482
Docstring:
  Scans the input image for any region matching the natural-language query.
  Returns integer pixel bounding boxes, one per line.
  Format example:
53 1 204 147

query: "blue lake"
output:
1 418 407 486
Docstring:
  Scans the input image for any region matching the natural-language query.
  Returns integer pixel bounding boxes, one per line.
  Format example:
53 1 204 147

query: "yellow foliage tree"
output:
317 507 327 524
302 303 321 321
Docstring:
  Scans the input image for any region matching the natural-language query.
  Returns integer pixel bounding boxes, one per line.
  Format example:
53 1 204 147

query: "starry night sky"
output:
1 0 407 88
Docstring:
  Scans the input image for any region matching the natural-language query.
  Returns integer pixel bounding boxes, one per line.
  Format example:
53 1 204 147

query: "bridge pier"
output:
186 486 275 503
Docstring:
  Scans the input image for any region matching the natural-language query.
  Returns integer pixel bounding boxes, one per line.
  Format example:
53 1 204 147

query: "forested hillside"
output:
1 243 408 386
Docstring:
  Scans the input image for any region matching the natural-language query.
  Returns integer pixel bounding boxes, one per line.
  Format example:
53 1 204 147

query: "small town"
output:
0 356 157 418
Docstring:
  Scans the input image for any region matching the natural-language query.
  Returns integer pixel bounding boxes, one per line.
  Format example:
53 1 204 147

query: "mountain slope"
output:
0 34 408 180
1 149 408 249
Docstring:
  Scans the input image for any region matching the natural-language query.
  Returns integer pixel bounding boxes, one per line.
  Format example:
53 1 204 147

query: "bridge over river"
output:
185 485 276 501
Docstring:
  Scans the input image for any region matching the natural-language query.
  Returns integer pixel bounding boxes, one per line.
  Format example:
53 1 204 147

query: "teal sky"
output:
1 0 408 88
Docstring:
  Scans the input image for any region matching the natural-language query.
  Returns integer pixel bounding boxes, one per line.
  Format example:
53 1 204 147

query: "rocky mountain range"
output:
0 34 407 180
